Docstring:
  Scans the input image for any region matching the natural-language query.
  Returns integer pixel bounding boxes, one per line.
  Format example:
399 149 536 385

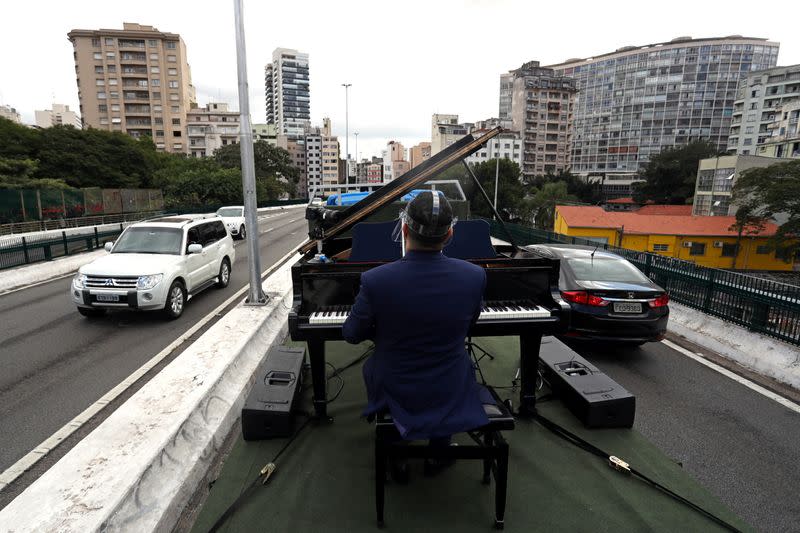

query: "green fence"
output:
485 219 800 346
0 226 125 271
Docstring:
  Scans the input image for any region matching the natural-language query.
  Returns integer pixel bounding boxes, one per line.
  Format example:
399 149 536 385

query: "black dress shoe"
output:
390 459 410 484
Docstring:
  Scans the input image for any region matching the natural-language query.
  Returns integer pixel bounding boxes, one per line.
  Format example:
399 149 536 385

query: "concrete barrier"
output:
667 301 800 390
0 257 296 532
0 205 305 294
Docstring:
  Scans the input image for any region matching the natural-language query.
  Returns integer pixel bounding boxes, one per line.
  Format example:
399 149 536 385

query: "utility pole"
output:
354 131 359 183
494 144 500 220
233 0 266 305
341 83 351 187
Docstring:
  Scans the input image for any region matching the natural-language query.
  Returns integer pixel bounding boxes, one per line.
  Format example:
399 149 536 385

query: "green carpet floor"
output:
191 337 750 532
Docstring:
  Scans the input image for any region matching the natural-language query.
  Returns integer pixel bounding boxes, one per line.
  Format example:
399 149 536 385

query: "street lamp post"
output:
341 83 351 186
354 131 359 183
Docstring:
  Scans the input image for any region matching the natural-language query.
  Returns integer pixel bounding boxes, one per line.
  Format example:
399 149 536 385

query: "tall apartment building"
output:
305 118 339 196
465 129 523 169
277 134 308 196
68 23 196 153
547 36 779 198
501 61 576 177
34 104 82 129
409 142 431 168
186 102 239 158
382 141 410 182
265 48 310 138
0 105 22 124
431 114 472 154
757 100 800 158
366 161 383 184
692 154 777 216
728 64 800 154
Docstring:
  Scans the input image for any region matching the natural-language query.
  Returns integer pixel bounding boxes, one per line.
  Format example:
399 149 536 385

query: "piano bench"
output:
373 386 515 530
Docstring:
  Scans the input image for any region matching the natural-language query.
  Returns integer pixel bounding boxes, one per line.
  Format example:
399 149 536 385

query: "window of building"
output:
151 79 160 86
111 117 121 124
93 52 102 60
155 130 164 137
154 117 163 125
94 65 104 74
111 104 120 112
168 80 179 88
689 242 706 256
173 143 183 150
721 243 737 257
109 91 119 99
151 91 161 99
171 105 179 112
100 118 109 125
653 244 669 252
108 78 118 86
107 65 116 73
776 248 793 262
166 41 177 49
148 39 157 48
98 104 108 113
150 53 159 61
91 38 100 47
173 130 182 137
96 79 105 86
168 68 177 76
153 104 162 112
167 55 177 63
106 52 115 60
97 91 107 99
151 66 160 74
105 37 115 46
172 118 180 125
170 93 179 101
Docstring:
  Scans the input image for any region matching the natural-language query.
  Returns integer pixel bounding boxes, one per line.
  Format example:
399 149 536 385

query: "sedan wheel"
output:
163 281 186 319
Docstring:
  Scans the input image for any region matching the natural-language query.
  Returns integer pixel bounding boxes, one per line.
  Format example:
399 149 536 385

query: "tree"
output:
528 182 578 230
633 140 718 204
526 171 600 205
456 159 525 220
214 141 300 196
731 160 800 257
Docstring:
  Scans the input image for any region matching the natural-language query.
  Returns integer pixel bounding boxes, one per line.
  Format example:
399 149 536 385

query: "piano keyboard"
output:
308 301 551 325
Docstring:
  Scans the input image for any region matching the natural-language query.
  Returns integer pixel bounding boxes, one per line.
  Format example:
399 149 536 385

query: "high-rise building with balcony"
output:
305 118 339 196
186 102 240 158
728 64 800 154
502 61 576 177
34 104 82 129
68 23 196 153
547 36 779 198
265 48 310 138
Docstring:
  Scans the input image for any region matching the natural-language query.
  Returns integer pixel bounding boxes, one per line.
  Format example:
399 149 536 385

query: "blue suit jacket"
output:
343 250 489 440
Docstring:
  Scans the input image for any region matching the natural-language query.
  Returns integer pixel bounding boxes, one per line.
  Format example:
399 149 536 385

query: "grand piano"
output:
288 127 570 419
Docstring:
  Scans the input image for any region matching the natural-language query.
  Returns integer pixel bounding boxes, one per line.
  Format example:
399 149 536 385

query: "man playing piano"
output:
343 191 490 482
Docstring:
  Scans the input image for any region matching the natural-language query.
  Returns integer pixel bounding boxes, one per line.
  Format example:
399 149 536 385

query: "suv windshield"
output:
113 227 183 255
217 207 243 217
566 257 650 283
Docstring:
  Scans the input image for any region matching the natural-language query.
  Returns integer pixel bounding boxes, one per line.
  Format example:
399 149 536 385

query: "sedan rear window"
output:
566 257 650 283
217 207 243 217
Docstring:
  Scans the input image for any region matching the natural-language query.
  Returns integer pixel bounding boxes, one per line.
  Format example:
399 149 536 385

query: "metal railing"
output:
0 225 126 271
485 219 800 346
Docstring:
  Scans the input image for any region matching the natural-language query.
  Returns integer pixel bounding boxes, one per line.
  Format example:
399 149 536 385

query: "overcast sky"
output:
2 0 798 159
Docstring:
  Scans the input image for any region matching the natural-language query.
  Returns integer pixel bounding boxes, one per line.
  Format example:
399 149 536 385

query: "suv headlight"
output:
73 274 88 289
137 274 164 290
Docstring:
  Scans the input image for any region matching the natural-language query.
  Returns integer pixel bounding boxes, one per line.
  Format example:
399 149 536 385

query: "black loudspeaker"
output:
242 345 305 440
538 338 635 428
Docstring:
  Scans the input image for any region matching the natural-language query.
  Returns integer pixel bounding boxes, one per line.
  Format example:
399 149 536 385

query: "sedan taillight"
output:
560 290 609 307
648 294 670 308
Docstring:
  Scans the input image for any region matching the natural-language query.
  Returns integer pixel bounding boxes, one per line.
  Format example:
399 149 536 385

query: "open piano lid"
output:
299 126 501 254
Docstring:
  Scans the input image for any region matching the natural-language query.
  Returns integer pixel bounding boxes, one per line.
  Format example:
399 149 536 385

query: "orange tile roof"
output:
636 204 694 216
556 205 778 237
606 197 636 204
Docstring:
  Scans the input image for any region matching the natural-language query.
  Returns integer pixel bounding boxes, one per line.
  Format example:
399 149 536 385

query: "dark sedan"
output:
527 244 669 344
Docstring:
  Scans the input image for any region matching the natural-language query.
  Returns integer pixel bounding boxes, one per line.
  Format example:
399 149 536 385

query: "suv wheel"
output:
216 258 231 289
239 224 246 240
78 307 106 318
163 280 186 319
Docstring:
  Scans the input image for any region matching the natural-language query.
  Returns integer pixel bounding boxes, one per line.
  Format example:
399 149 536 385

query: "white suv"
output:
71 215 236 319
216 206 246 239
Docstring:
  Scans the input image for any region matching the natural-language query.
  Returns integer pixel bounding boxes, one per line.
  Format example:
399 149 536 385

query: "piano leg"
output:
307 338 329 420
518 332 542 417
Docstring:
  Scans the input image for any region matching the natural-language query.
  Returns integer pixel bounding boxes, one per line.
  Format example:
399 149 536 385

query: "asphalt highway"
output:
0 209 308 476
1 216 798 531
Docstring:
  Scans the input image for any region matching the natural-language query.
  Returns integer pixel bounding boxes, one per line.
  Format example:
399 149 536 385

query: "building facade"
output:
34 104 82 128
382 141 409 182
186 102 239 158
756 99 800 159
465 130 523 169
728 64 800 154
0 105 22 124
277 134 308 197
305 118 339 196
366 161 383 184
503 61 576 177
265 48 310 138
68 23 196 153
692 154 777 216
547 36 780 196
252 123 278 145
409 142 431 168
431 114 472 154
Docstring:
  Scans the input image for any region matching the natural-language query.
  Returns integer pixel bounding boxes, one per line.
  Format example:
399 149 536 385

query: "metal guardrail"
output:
485 219 800 346
0 225 125 271
0 211 165 237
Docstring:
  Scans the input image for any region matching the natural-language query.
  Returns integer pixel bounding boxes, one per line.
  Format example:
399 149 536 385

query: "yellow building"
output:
554 205 795 271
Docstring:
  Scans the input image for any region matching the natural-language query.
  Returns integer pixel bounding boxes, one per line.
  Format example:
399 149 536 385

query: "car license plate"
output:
96 294 120 302
613 302 641 313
